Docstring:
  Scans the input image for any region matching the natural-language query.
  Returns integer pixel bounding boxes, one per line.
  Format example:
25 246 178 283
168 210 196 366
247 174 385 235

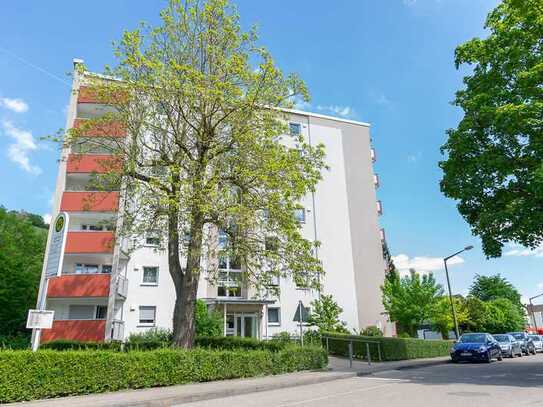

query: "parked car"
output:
508 332 536 355
529 335 543 353
493 334 522 358
450 333 503 363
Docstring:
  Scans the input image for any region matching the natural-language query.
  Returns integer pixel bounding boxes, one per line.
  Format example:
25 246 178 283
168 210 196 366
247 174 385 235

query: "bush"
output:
41 340 122 351
0 346 327 402
195 300 223 337
125 328 172 351
195 336 285 352
322 332 453 361
0 334 30 350
270 331 295 346
360 326 383 337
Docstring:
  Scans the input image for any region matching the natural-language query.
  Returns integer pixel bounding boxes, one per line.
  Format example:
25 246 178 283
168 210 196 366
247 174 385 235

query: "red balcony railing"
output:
41 320 106 343
72 118 126 138
65 231 114 254
60 191 119 212
47 274 111 298
66 154 121 174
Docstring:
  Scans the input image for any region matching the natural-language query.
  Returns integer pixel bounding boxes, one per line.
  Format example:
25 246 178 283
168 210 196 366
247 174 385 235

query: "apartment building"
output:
33 59 390 344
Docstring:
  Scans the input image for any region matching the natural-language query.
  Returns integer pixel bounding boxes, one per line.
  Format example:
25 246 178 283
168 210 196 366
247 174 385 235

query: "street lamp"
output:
444 245 473 340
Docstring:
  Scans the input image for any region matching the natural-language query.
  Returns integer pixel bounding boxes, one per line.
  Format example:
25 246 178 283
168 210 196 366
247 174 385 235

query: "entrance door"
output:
232 313 258 338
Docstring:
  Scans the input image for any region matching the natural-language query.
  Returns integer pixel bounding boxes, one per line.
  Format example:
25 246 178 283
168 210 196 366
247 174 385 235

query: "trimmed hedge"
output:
0 335 30 350
195 336 285 352
0 346 327 403
322 332 453 361
41 340 123 351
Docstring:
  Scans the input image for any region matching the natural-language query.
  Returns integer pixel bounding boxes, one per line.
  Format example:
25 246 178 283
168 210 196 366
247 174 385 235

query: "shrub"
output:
41 340 122 351
0 334 30 350
270 331 295 346
0 346 327 402
360 326 383 337
322 332 453 361
195 300 223 337
125 328 172 350
195 336 285 352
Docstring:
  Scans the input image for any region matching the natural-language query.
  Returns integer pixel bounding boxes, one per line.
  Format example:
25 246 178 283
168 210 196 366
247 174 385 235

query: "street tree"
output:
469 274 523 310
440 0 543 257
381 270 444 337
307 294 348 333
66 0 326 347
431 296 469 339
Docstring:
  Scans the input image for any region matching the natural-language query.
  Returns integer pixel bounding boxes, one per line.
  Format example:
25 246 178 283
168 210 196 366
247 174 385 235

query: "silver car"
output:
493 334 522 358
529 335 543 353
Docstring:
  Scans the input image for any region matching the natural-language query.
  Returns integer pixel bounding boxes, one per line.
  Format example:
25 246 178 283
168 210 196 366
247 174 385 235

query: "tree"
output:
195 300 223 337
440 0 543 257
0 207 46 336
431 296 469 339
461 296 525 334
382 241 397 276
381 270 444 337
469 274 523 311
307 294 349 333
66 0 326 347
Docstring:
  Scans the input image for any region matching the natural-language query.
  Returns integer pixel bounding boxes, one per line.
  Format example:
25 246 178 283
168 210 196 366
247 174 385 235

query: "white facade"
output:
35 60 390 344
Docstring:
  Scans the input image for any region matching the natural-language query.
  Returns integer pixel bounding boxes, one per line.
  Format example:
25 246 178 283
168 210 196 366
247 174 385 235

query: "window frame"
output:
289 122 302 136
267 307 281 325
138 305 157 326
141 266 159 286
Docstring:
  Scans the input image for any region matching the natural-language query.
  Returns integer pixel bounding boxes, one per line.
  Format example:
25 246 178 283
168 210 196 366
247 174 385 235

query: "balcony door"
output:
227 313 258 338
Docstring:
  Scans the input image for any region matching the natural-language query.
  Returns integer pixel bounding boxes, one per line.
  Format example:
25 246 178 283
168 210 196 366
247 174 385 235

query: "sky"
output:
0 0 540 304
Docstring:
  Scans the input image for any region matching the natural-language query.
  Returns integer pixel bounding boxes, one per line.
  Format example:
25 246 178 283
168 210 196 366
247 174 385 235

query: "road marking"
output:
277 382 397 406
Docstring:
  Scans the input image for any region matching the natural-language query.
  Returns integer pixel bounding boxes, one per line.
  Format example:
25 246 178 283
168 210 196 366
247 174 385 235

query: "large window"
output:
95 305 107 319
217 269 242 297
289 122 301 136
139 306 156 325
267 308 280 325
142 266 159 285
75 264 99 274
293 208 305 223
68 305 95 320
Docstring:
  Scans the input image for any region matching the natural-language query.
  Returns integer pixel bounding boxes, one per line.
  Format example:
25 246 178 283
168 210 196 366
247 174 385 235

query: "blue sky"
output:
0 0 540 303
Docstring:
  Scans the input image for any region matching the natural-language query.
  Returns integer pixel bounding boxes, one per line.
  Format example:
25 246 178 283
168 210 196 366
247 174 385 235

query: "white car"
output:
529 335 543 353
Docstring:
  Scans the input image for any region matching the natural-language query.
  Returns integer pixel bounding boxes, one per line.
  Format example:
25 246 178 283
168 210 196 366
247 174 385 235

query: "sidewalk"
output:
10 356 449 407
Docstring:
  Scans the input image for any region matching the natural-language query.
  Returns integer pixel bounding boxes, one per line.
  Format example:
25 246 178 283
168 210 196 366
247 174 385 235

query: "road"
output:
179 354 543 407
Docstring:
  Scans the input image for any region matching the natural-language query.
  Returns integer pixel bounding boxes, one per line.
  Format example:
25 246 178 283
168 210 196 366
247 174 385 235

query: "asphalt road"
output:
179 354 543 407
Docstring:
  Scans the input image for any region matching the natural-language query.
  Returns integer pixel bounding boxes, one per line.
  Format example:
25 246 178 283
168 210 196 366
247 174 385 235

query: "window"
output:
75 264 99 274
268 308 280 325
293 208 305 223
139 306 156 325
217 270 242 297
289 122 301 136
145 236 160 246
68 305 95 320
95 305 107 319
142 267 159 285
102 265 112 274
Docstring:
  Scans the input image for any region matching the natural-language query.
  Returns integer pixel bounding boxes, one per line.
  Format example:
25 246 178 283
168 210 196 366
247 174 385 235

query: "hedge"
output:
0 335 30 350
41 340 123 351
322 332 453 361
0 346 327 403
195 336 285 352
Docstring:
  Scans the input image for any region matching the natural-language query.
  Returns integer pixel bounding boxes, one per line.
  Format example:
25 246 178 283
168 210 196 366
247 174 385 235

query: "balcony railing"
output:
373 174 380 188
65 231 115 254
66 154 121 174
116 275 128 298
376 200 383 216
370 148 376 163
60 191 119 212
47 274 111 297
72 118 126 138
41 319 106 343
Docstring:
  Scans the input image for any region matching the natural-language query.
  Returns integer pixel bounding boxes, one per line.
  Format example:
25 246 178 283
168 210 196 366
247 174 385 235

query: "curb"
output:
355 358 450 376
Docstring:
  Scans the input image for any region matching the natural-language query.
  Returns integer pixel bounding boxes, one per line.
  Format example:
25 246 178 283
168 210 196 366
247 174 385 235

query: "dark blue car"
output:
450 333 503 363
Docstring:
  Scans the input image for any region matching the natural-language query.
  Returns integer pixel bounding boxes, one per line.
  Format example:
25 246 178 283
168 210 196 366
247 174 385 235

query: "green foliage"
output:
323 332 453 361
0 334 30 350
431 296 470 339
0 207 47 337
382 271 443 337
307 294 349 333
0 347 327 403
461 296 525 334
360 326 384 337
196 336 284 352
195 300 223 337
440 0 543 257
41 340 122 351
270 331 295 345
125 328 173 350
469 274 523 310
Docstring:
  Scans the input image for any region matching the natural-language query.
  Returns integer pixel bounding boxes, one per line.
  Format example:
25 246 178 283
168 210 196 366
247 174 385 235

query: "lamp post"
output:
529 293 543 332
444 245 473 340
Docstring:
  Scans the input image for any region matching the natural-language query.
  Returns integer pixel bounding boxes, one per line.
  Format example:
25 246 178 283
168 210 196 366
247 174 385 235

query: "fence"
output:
321 335 382 367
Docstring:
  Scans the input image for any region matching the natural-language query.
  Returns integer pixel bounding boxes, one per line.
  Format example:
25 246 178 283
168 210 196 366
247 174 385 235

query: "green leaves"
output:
440 0 543 257
308 294 349 333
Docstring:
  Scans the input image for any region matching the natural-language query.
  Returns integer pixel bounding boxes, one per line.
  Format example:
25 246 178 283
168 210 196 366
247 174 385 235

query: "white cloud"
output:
0 97 28 113
392 253 464 276
2 120 42 175
504 243 543 258
42 213 52 225
316 104 355 118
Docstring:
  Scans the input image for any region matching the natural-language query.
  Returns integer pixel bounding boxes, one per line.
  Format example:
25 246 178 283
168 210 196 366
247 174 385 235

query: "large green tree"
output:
440 0 543 257
0 207 46 337
382 271 444 337
469 274 523 310
67 0 325 347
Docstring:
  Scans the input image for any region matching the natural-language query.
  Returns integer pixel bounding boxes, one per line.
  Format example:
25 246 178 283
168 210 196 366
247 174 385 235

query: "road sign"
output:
44 212 69 279
26 310 55 329
293 302 310 322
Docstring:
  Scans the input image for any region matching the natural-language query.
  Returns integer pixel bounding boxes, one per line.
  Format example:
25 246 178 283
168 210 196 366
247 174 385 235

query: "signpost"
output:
30 212 69 351
293 300 310 346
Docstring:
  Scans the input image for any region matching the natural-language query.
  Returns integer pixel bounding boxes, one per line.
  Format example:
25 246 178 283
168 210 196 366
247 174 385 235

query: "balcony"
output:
72 118 125 138
77 86 126 105
373 174 380 188
60 191 119 212
370 148 376 163
116 275 128 298
376 200 383 216
41 320 106 343
47 274 110 298
111 320 125 341
65 231 114 254
67 154 121 174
